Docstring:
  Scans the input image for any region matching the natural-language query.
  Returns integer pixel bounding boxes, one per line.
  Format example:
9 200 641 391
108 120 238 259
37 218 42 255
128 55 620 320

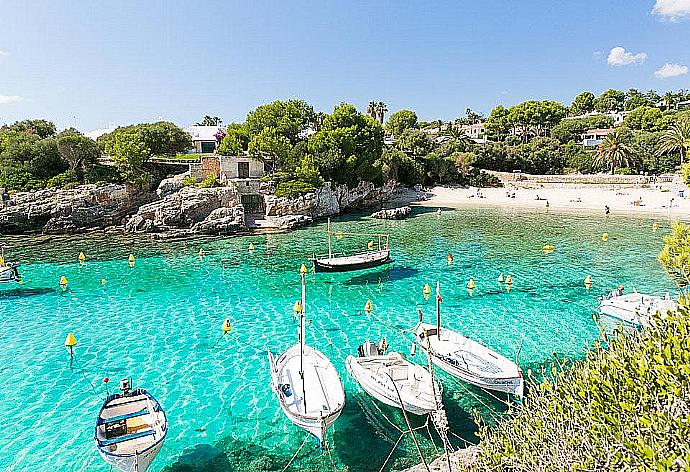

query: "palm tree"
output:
367 101 377 120
442 127 473 148
595 130 633 174
376 101 388 124
662 91 676 110
658 118 690 166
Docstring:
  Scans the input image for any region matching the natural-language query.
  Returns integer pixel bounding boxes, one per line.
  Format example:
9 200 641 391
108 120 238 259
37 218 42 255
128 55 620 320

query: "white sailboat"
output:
414 283 524 398
0 243 21 283
268 264 345 443
309 219 392 272
94 378 168 472
599 290 677 328
346 340 438 415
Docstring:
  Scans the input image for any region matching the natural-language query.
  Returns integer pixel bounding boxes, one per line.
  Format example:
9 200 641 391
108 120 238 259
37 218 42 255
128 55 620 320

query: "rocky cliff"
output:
0 184 155 234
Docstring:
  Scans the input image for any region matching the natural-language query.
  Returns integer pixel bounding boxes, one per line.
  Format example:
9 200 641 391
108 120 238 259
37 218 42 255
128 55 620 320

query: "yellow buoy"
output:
249 243 255 251
467 278 476 290
505 275 513 285
221 318 232 333
293 300 302 313
364 300 373 313
584 275 592 286
543 245 555 252
59 276 68 287
367 241 374 250
423 284 431 295
300 263 307 274
0 256 4 265
78 252 86 263
198 249 205 257
498 273 504 283
128 254 135 263
64 332 77 348
335 231 344 239
652 223 659 231
101 278 107 285
601 233 609 242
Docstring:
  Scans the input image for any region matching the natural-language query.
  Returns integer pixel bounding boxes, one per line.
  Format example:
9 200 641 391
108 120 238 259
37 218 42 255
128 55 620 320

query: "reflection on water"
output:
0 207 681 471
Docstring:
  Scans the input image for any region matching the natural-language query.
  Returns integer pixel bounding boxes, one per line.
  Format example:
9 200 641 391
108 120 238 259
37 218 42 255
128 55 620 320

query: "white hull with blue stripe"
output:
94 380 167 472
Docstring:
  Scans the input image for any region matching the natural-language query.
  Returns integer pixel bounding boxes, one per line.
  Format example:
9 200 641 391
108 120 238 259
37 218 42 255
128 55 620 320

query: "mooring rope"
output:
280 433 310 472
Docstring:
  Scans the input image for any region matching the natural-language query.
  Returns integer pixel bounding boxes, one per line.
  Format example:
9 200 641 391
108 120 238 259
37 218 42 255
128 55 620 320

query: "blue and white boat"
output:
94 379 168 472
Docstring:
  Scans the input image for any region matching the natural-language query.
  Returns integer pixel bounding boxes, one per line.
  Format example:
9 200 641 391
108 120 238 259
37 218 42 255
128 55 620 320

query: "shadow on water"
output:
0 287 55 299
343 266 419 286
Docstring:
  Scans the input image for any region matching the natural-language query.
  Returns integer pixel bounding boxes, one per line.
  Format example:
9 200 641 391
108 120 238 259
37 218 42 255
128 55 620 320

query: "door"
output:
241 194 265 215
238 161 250 178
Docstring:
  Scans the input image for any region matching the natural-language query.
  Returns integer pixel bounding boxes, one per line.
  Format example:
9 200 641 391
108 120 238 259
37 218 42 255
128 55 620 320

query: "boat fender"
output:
467 278 476 290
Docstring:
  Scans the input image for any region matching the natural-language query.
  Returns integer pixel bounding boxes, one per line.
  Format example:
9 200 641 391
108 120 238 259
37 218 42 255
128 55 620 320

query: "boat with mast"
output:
94 378 168 472
309 219 392 272
414 282 524 398
0 243 21 283
268 264 345 443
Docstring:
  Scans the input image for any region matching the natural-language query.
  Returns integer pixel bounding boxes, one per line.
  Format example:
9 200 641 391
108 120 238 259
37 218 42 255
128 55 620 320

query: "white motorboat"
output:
599 291 677 328
94 378 168 472
414 283 524 398
346 340 438 415
0 244 21 283
309 219 392 272
268 265 345 443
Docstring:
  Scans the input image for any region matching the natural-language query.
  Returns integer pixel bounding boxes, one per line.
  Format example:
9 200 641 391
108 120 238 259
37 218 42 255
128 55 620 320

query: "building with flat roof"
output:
581 128 614 147
185 125 224 154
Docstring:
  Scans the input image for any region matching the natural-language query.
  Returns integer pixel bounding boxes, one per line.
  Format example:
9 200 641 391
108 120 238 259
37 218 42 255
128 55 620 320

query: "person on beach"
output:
605 205 610 215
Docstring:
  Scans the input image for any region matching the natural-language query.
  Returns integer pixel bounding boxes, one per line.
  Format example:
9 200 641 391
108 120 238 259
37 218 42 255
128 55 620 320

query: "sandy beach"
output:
412 183 690 219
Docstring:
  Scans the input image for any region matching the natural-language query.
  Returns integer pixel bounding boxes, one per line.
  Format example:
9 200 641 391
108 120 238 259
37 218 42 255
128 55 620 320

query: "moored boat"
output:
309 219 392 273
0 244 21 283
346 340 438 415
94 378 168 472
414 283 524 398
598 290 677 328
268 264 345 443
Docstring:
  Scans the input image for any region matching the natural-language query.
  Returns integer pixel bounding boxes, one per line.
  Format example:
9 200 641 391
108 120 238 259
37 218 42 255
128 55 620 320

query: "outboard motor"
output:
119 378 132 396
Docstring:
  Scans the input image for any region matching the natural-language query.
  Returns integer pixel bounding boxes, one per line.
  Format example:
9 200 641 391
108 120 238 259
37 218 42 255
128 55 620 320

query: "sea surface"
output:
0 207 680 471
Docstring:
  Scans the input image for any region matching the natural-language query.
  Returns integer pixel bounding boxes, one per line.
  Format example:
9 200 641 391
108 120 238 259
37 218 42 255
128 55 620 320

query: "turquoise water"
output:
0 207 680 471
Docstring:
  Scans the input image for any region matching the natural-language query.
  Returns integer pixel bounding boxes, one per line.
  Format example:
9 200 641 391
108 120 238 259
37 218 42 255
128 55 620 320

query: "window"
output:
238 161 249 178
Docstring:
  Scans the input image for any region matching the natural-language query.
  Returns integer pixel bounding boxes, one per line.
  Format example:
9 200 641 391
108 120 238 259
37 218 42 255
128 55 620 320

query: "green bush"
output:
275 180 315 198
683 163 690 186
614 167 634 175
199 172 220 188
46 171 78 188
466 169 503 188
181 176 198 187
474 301 690 471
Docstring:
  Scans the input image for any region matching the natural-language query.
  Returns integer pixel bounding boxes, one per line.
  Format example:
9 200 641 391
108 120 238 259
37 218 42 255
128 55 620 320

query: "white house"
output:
581 128 614 147
185 125 224 154
460 122 486 139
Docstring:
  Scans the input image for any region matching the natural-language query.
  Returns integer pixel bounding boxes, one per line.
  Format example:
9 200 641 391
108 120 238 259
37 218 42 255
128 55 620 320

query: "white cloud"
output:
652 0 690 21
0 94 24 104
0 49 8 56
655 63 689 78
607 46 647 66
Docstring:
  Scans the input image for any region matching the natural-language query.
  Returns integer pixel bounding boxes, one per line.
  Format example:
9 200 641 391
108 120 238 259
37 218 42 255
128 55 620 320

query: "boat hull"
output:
312 251 392 273
598 293 677 328
97 438 164 472
0 264 21 283
346 355 436 415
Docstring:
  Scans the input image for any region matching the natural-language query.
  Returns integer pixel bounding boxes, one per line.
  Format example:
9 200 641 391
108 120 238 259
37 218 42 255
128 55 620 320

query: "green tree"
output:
659 221 690 285
624 106 664 131
657 118 690 165
385 110 418 138
246 100 314 145
195 115 222 126
56 134 101 181
104 132 150 182
570 91 595 116
217 123 249 155
98 122 190 156
375 101 388 124
595 129 633 174
485 105 511 141
594 89 625 113
8 119 57 139
507 100 567 141
395 128 434 156
551 115 614 144
247 128 292 170
625 88 650 111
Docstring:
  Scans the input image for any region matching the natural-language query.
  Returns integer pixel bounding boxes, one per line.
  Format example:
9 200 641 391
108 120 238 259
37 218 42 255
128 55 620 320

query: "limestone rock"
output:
157 173 188 198
192 205 246 235
371 206 411 220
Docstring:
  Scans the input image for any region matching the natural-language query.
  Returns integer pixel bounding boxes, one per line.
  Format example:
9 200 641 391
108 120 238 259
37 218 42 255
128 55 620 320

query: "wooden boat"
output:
310 219 392 273
414 283 524 398
0 244 21 283
268 265 345 443
599 290 677 328
94 378 168 472
346 340 438 415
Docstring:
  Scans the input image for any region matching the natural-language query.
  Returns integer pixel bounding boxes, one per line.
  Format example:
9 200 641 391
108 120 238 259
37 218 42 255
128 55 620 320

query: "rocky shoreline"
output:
0 176 402 237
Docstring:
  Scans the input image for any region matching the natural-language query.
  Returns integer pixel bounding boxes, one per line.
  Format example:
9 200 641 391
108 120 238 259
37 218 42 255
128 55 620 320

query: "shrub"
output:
474 301 690 471
181 176 198 187
683 163 690 186
199 172 220 188
466 169 503 188
614 167 634 175
46 171 78 188
275 180 315 198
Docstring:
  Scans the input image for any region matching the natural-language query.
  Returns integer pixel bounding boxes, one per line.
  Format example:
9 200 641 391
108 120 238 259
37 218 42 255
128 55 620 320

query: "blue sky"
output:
0 0 689 131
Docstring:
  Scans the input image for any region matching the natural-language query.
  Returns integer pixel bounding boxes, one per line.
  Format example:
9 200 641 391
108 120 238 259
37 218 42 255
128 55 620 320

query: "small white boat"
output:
415 283 524 398
268 265 345 443
309 219 392 272
346 340 438 415
0 244 21 283
94 379 168 472
599 291 677 328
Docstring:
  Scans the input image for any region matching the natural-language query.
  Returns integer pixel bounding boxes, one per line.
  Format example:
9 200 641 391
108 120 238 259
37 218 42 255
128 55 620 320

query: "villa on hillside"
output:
460 122 486 139
581 128 614 147
564 111 630 127
185 125 224 154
